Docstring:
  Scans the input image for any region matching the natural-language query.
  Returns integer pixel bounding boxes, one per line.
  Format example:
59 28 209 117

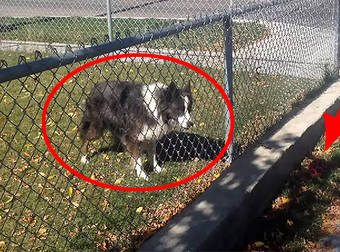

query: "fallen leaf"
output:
34 133 42 139
46 120 55 127
68 187 73 197
174 177 181 182
272 196 291 210
136 207 143 213
281 197 290 204
4 196 13 204
47 175 56 180
23 152 30 157
114 178 123 185
101 199 109 207
39 172 46 177
72 202 79 208
38 228 47 236
0 241 5 248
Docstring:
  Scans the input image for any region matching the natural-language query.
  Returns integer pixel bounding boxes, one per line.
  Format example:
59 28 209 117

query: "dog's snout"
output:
187 121 194 128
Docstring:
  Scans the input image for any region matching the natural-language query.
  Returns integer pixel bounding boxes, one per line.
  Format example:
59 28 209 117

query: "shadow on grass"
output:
90 131 234 165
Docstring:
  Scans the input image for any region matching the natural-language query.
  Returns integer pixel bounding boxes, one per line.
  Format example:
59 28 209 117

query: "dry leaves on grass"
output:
0 241 5 248
272 196 291 210
97 162 230 251
244 143 339 252
305 199 340 252
321 199 340 234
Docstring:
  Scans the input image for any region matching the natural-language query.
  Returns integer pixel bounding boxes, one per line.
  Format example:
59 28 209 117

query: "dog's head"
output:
159 82 193 129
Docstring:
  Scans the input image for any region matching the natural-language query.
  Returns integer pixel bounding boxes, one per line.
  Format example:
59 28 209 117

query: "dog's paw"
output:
154 164 163 174
136 170 149 181
81 155 89 164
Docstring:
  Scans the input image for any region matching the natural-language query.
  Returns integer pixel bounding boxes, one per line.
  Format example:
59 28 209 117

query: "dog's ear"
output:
166 82 179 101
183 82 191 94
169 81 177 90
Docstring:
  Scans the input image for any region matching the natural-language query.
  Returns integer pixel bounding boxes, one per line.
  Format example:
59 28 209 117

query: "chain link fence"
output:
1 0 339 251
0 0 279 50
1 0 233 49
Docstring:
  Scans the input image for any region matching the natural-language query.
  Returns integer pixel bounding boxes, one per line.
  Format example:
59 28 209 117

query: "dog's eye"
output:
177 107 184 114
165 114 175 122
168 115 176 120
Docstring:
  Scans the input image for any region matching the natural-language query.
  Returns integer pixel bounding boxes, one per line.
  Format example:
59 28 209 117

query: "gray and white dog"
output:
79 80 193 180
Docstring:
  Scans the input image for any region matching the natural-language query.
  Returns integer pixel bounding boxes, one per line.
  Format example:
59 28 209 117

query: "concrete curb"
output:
138 80 340 251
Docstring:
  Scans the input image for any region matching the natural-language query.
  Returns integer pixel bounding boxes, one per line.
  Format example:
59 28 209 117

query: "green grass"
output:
0 50 226 251
0 48 325 251
0 16 268 51
243 138 340 251
233 70 322 151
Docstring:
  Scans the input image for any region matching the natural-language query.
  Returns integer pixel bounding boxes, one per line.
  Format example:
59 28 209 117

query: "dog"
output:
79 80 193 180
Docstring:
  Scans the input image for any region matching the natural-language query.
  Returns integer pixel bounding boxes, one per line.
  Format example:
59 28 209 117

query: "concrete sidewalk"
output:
235 20 337 79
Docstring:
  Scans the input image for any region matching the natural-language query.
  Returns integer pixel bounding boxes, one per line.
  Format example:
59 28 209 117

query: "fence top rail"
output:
0 13 228 84
0 0 293 84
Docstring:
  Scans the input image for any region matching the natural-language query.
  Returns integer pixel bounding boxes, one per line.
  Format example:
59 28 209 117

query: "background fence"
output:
1 0 339 251
1 0 235 48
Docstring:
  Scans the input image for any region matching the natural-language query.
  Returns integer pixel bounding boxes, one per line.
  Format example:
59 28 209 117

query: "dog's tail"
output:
79 119 91 141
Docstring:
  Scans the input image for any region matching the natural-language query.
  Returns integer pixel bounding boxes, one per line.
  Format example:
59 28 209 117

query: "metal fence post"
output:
107 0 113 41
223 15 233 162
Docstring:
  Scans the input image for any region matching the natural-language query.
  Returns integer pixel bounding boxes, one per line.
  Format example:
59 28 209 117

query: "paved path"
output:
1 0 270 19
235 20 337 79
0 0 332 24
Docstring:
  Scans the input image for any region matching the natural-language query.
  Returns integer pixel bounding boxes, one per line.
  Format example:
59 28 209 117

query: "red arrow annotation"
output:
323 108 340 151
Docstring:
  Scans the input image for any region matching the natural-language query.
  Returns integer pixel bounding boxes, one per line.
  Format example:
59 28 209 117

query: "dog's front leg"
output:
80 140 90 164
126 142 148 180
146 142 162 174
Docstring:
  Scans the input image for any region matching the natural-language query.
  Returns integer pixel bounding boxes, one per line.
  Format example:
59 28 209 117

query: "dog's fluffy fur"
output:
79 80 193 179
